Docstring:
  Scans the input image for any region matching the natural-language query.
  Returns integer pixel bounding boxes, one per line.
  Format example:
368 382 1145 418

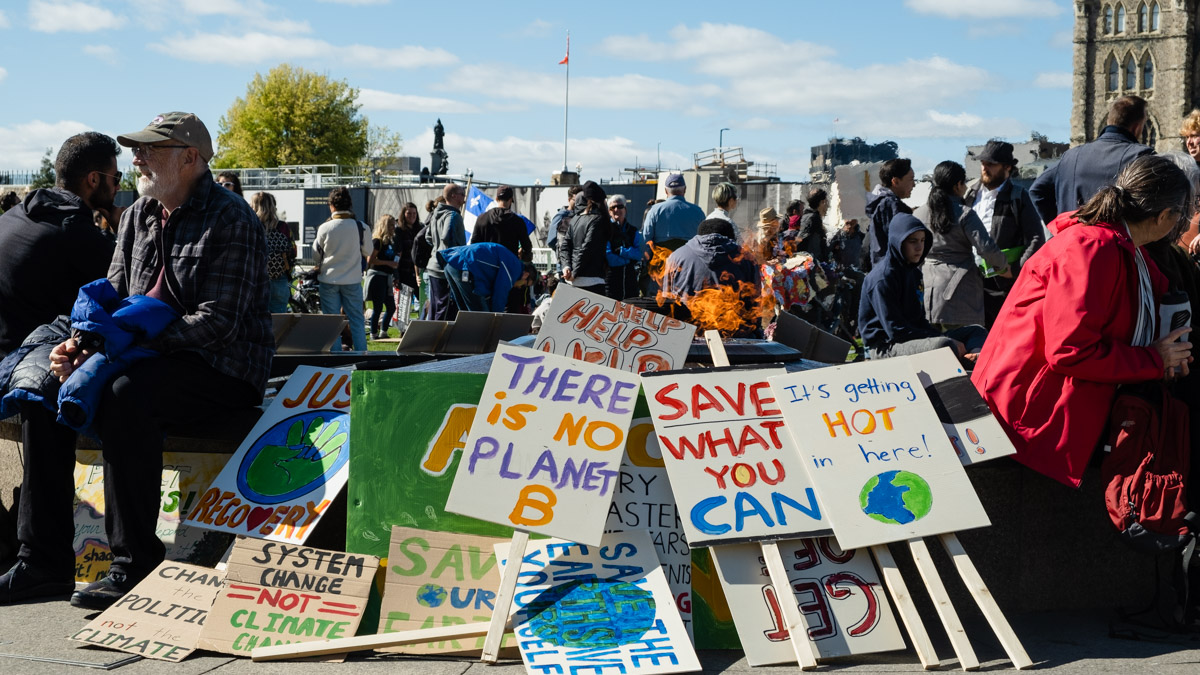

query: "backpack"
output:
413 224 433 269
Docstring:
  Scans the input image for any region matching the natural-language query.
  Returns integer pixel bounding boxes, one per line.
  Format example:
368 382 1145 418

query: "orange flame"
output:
685 279 761 338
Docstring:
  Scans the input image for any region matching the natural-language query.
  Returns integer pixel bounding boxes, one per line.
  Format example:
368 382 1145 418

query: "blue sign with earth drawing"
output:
498 530 700 675
769 359 990 550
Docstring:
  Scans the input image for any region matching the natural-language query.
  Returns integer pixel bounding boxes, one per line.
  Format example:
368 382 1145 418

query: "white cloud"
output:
82 44 118 64
0 67 6 82
904 0 1062 19
437 64 718 111
29 1 123 33
519 19 553 37
0 10 9 28
0 119 93 169
150 32 457 68
359 88 478 114
740 117 775 131
1034 72 1072 89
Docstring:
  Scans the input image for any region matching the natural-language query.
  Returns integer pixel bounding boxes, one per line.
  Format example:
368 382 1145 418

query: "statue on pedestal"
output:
430 118 449 176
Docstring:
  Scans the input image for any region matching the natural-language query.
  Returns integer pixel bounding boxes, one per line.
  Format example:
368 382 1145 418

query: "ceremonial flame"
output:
648 244 672 307
686 278 761 338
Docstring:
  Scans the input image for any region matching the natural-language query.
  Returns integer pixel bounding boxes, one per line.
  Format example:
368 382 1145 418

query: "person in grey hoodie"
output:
424 183 467 320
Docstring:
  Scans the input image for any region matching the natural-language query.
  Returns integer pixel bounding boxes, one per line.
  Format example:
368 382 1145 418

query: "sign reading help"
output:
710 538 904 664
186 366 351 544
534 284 695 373
444 344 640 546
196 537 379 657
769 360 989 550
641 367 831 547
906 348 1016 466
70 561 225 662
497 530 700 675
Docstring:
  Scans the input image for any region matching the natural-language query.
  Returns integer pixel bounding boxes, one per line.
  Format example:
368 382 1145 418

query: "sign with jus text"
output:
186 366 350 544
197 537 379 657
710 537 904 665
71 561 225 662
907 348 1016 467
444 345 640 546
534 284 695 373
770 361 989 550
641 367 831 547
497 530 701 675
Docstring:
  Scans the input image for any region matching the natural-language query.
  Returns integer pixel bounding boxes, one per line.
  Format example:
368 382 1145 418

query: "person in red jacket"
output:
973 155 1194 487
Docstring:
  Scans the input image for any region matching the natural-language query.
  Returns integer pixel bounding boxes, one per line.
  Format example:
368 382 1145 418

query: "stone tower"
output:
1070 1 1194 151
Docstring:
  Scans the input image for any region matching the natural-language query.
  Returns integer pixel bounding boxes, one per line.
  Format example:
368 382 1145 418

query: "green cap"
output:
117 112 213 162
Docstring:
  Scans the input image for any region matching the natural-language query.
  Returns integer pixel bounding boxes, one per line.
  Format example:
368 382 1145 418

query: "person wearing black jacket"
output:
558 181 610 296
797 188 830 261
471 185 533 262
863 158 915 270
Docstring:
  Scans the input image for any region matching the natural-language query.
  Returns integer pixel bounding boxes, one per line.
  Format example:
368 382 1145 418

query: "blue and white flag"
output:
463 185 493 240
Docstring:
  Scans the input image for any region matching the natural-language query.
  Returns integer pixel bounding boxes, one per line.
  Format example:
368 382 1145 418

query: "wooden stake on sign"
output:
704 330 819 670
908 538 979 671
939 534 1033 670
251 620 495 662
870 545 940 670
481 530 529 663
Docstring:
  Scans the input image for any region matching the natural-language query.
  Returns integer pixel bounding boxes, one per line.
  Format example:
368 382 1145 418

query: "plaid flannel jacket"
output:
108 172 274 393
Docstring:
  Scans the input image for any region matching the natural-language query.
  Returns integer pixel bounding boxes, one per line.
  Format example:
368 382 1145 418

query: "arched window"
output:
1117 4 1127 33
1138 3 1148 32
1126 54 1137 89
1105 5 1115 33
1142 119 1158 147
1143 54 1154 89
1108 56 1120 91
1151 2 1160 31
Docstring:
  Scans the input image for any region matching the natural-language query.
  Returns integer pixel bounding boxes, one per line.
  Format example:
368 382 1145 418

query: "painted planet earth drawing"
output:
859 470 933 525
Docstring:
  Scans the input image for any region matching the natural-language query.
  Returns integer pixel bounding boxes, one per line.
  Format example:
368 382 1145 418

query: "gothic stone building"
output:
1071 0 1192 151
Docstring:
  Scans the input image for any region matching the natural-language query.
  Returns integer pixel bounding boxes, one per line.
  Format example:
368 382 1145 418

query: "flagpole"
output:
562 30 570 174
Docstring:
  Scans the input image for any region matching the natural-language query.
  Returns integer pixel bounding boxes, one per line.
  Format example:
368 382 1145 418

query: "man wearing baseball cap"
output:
641 173 705 253
0 112 274 610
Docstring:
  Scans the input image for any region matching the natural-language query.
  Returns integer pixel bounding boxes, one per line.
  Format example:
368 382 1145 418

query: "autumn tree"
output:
214 64 368 168
363 124 404 174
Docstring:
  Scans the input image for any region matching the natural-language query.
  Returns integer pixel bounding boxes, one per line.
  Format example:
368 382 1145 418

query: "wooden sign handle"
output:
761 541 820 670
869 544 939 670
704 330 728 367
938 534 1033 669
251 620 495 661
481 530 530 663
907 538 978 671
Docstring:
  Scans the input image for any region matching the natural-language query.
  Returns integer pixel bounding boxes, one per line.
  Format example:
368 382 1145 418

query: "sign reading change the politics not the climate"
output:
769 360 990 550
186 366 351 544
445 344 641 546
534 284 695 373
642 367 830 547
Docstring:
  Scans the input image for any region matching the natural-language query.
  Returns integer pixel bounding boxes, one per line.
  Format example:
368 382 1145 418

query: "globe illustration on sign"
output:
859 470 933 524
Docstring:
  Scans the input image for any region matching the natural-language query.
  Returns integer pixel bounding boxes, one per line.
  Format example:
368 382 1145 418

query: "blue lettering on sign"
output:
518 578 657 649
689 490 822 537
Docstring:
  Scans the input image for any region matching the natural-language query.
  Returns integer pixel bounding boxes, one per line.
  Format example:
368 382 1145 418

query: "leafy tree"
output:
363 124 404 174
119 165 139 193
214 64 368 168
29 149 55 189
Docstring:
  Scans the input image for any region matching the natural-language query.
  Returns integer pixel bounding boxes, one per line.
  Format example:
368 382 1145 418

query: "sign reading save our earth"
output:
769 360 989 550
445 345 640 546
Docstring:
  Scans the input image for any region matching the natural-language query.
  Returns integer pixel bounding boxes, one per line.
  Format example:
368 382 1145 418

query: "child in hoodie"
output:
858 213 986 360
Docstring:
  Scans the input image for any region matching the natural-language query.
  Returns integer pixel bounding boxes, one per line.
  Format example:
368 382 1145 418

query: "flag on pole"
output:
559 34 569 64
463 185 495 240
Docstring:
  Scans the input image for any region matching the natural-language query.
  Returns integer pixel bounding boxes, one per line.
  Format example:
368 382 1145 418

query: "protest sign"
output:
378 526 514 655
197 537 378 657
906 348 1016 466
710 537 904 665
534 284 694 373
186 366 351 544
74 450 231 582
70 561 225 662
444 344 640 546
605 417 692 637
641 366 831 547
770 360 990 550
497 530 700 675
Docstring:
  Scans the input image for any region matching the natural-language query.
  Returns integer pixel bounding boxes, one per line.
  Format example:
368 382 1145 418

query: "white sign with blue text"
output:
906 348 1016 467
641 367 831 547
769 360 989 550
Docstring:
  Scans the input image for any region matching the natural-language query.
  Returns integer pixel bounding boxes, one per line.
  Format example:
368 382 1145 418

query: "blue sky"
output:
0 0 1075 183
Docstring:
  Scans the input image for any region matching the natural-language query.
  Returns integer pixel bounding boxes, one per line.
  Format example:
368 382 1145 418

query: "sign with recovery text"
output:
445 344 640 546
642 366 831 547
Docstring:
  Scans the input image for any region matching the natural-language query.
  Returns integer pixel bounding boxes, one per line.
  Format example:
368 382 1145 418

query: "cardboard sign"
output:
605 418 692 636
497 530 700 675
534 284 695 373
444 344 640 545
70 561 225 662
641 367 831 547
379 526 514 655
197 537 379 657
906 348 1016 466
710 538 904 664
74 450 232 582
186 366 351 543
770 361 990 550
